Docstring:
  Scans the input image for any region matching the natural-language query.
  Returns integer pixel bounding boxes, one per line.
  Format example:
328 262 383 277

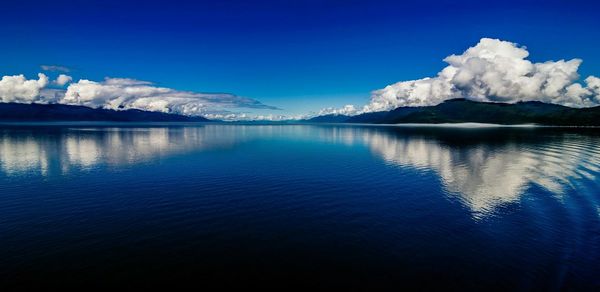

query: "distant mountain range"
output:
2 99 600 125
0 103 211 122
305 99 600 126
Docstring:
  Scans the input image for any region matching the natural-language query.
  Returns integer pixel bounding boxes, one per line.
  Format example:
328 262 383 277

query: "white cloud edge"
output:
319 38 600 116
0 74 283 120
5 38 600 121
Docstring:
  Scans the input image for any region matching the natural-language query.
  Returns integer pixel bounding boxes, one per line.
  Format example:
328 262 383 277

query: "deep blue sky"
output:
2 0 599 115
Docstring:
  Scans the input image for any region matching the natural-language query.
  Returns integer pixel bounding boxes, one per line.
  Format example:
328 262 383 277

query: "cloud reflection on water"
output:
1 125 599 218
0 126 249 175
338 126 600 217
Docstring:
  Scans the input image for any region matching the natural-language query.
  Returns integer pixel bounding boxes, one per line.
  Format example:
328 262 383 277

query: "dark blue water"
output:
0 124 599 290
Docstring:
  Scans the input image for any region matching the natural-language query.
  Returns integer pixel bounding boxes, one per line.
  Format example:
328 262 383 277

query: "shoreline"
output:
0 121 599 128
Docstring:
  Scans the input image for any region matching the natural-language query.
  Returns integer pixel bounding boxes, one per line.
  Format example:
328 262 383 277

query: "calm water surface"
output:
0 124 599 290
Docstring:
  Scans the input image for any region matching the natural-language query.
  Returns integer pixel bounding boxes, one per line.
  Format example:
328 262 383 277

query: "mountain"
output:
306 99 600 126
0 103 211 122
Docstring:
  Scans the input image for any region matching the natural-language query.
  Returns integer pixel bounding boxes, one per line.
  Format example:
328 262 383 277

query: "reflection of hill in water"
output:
327 126 600 217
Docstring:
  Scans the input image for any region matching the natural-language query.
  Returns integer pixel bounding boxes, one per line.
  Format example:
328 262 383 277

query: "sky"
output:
1 0 600 119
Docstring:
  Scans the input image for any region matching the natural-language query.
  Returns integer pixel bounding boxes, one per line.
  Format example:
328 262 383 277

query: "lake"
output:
0 124 599 290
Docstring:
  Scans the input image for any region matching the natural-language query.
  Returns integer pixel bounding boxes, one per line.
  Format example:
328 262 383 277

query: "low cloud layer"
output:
0 73 280 118
318 105 360 116
323 38 600 116
61 77 279 116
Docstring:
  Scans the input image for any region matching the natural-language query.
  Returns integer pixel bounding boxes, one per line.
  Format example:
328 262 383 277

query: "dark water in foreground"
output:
0 124 599 290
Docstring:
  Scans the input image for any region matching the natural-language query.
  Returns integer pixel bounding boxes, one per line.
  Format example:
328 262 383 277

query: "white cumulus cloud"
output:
325 38 600 115
318 104 360 116
60 77 279 116
54 74 73 86
0 73 49 103
0 73 279 119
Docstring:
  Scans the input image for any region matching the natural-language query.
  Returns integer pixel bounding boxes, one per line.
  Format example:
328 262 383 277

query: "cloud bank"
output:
61 77 279 116
318 104 360 116
0 73 280 119
324 38 600 115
